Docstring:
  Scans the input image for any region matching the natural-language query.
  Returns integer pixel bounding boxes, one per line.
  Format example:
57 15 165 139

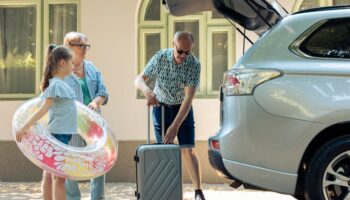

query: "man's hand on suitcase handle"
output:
144 88 160 107
164 125 178 144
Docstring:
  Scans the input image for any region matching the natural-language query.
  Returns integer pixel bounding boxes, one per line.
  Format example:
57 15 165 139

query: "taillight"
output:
222 68 282 96
210 140 220 150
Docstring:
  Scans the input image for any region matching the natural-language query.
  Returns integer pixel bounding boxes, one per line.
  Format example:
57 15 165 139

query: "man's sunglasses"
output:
174 43 191 55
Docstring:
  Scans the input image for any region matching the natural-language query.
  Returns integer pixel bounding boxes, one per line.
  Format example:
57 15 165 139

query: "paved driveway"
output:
0 182 296 200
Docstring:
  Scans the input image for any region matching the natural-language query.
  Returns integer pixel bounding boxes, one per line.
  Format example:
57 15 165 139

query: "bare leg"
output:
181 148 202 189
52 175 66 200
42 171 53 200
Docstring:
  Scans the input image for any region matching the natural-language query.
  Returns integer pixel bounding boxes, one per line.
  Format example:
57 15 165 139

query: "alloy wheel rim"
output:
323 151 350 200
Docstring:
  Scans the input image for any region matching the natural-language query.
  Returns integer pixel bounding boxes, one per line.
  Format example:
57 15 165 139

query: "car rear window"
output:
214 0 283 35
299 18 350 59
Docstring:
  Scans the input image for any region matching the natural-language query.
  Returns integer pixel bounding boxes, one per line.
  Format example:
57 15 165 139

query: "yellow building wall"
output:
0 0 298 183
0 0 296 142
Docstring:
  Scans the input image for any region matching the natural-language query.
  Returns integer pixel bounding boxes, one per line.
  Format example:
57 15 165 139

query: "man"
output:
135 31 205 200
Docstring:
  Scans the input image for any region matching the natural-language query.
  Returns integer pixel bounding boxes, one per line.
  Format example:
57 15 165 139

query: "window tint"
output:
0 1 79 99
49 4 78 44
0 6 37 94
300 18 350 59
212 32 228 91
145 0 160 21
145 33 160 91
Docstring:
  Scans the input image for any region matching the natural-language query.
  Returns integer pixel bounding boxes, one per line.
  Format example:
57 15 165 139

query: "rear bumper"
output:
208 136 236 180
215 94 324 194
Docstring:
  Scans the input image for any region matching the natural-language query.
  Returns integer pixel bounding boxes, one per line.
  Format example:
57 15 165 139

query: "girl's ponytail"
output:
40 44 72 92
41 44 57 92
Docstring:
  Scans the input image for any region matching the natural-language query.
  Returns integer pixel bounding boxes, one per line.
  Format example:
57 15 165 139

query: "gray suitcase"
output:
134 106 183 200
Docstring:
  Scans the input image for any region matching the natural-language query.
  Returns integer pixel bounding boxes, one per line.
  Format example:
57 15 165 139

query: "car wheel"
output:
294 195 306 200
305 135 350 200
293 195 306 200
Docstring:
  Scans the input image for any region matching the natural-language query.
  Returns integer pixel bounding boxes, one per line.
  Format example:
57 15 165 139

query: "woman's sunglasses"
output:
69 43 91 50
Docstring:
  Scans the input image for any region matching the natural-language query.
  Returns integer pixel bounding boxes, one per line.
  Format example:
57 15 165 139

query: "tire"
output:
305 135 350 200
293 195 306 200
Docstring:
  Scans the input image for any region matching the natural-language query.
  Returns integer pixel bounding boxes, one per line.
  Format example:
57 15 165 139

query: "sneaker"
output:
195 190 206 200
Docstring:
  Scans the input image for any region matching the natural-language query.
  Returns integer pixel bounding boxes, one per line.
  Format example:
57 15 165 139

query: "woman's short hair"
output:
63 32 87 46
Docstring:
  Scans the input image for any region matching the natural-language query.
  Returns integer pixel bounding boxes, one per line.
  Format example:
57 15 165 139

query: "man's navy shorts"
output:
152 104 195 148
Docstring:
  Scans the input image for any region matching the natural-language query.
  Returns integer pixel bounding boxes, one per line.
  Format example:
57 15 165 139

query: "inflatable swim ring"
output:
12 98 118 180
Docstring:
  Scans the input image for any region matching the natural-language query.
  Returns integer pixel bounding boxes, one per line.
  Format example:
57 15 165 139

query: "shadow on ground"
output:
0 182 296 200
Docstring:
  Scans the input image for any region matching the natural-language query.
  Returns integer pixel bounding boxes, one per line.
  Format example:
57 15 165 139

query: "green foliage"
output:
0 51 36 69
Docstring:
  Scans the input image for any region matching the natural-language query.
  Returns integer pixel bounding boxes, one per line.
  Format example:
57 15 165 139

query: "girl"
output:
16 44 76 200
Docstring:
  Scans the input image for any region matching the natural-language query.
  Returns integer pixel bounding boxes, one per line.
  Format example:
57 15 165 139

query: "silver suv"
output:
164 0 350 199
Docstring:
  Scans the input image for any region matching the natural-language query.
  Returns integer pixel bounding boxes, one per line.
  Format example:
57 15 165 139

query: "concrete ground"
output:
0 182 296 200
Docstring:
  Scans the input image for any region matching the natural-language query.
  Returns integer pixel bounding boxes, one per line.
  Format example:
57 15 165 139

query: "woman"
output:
63 32 108 200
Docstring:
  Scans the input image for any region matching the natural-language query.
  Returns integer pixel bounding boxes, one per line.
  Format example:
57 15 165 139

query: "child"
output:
16 44 76 200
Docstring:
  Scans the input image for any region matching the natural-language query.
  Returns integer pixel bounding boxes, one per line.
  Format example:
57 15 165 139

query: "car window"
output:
299 18 350 59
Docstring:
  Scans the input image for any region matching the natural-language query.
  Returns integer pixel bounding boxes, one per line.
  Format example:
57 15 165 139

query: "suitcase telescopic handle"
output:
161 105 165 142
147 106 150 144
147 105 165 144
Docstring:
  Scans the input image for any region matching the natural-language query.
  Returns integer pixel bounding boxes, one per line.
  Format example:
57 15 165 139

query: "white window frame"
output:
43 0 81 48
138 0 167 28
0 0 41 99
138 28 167 75
207 11 230 25
206 26 235 96
0 0 79 99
